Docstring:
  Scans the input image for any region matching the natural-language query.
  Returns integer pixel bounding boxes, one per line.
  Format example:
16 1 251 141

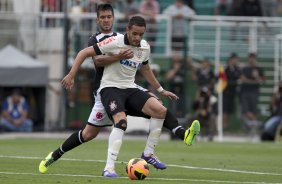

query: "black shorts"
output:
223 92 236 114
100 87 151 120
240 90 259 114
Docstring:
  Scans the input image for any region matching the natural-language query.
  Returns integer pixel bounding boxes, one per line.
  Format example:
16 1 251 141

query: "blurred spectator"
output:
277 0 282 16
261 81 282 141
228 0 244 16
71 0 93 31
71 0 83 15
192 58 216 92
184 0 195 10
240 53 265 133
223 53 242 129
165 54 186 117
86 0 97 13
40 0 59 27
163 0 195 52
139 0 160 53
229 0 262 42
214 0 232 15
117 0 139 18
0 89 33 132
260 0 278 17
192 86 217 141
116 0 140 33
240 0 262 17
41 0 56 12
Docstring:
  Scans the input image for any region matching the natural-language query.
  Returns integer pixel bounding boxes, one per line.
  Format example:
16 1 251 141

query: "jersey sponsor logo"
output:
95 112 104 120
109 101 117 112
97 37 115 47
120 59 141 69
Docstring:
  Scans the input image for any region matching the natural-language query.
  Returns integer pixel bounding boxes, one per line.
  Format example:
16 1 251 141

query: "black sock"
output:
163 110 185 140
52 130 85 161
174 126 186 140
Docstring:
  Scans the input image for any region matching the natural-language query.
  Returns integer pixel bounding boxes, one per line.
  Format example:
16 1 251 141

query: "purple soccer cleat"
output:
102 169 119 178
141 153 167 170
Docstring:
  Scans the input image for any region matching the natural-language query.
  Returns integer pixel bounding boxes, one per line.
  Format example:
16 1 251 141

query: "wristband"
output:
157 86 164 93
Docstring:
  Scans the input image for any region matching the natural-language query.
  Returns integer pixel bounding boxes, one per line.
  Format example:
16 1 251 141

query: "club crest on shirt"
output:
95 112 103 120
136 48 142 58
109 101 117 112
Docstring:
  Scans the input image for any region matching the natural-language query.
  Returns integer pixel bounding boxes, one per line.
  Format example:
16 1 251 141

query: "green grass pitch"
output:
0 138 282 184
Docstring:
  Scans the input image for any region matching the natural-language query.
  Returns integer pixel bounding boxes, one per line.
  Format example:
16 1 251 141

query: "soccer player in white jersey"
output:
39 4 200 178
61 15 200 173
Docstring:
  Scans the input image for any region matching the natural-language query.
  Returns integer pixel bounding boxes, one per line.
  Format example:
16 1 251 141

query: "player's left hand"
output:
160 90 179 100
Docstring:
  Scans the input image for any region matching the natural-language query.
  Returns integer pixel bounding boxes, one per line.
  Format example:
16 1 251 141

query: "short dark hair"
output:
11 88 22 96
96 4 114 17
248 52 257 58
128 16 146 29
230 52 238 59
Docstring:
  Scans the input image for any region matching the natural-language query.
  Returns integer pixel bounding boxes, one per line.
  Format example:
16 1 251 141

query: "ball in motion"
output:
126 158 149 180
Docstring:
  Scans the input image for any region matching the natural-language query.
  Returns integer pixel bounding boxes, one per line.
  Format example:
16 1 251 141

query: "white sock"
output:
143 118 164 157
104 127 124 171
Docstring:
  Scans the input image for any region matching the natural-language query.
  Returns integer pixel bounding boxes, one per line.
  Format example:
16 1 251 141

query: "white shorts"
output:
87 93 113 127
88 84 148 127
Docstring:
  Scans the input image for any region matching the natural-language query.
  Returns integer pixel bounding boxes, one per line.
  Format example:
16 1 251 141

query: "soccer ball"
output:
126 158 149 180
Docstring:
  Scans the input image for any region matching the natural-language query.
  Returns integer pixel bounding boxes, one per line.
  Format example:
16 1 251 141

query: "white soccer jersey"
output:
93 34 150 90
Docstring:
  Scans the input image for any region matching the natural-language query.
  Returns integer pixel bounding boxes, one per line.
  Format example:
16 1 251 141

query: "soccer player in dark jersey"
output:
39 4 200 178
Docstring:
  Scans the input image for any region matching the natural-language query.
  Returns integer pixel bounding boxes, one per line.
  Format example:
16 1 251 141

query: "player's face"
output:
11 94 21 103
97 10 114 33
126 25 146 47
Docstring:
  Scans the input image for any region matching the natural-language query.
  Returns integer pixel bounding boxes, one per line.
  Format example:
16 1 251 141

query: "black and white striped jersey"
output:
87 32 120 95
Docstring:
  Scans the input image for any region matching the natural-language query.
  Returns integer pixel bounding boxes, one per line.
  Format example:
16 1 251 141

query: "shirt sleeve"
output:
142 45 151 64
93 36 118 56
88 35 98 46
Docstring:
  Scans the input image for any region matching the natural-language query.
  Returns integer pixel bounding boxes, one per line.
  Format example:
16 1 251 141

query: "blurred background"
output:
1 0 282 142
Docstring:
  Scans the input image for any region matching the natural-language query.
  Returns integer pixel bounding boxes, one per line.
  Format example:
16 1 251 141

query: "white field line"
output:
0 155 282 177
0 171 281 184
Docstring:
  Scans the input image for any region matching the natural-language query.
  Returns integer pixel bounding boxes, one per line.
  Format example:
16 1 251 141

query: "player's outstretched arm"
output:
140 64 179 100
94 48 134 67
62 46 97 90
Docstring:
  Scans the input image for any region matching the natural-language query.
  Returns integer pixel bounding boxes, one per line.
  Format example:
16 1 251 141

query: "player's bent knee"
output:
153 107 167 119
115 119 127 131
82 131 98 142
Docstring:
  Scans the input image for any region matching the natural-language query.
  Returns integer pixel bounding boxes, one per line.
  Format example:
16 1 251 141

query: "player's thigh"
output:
126 110 150 119
125 89 150 113
125 90 166 119
100 87 128 121
142 97 167 119
88 93 113 127
126 91 161 119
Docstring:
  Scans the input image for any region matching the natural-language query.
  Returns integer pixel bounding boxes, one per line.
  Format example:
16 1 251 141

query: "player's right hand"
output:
118 48 134 60
61 74 74 90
